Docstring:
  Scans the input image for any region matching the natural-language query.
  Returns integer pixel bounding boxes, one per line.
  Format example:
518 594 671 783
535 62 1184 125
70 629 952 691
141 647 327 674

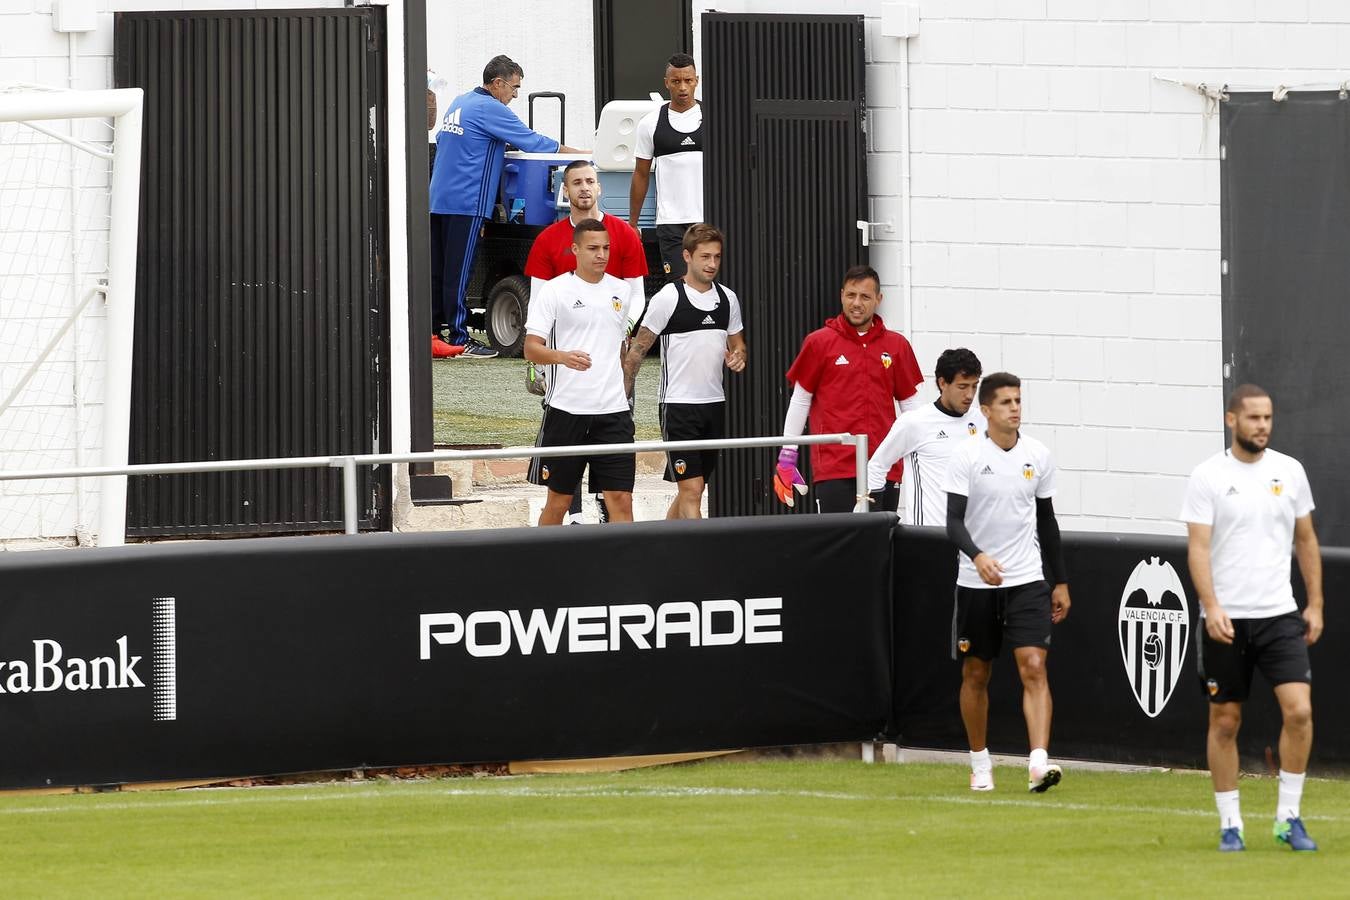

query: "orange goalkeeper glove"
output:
773 448 809 508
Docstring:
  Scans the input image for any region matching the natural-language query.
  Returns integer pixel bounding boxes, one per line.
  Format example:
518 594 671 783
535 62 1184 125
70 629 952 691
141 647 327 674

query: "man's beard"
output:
1235 434 1266 454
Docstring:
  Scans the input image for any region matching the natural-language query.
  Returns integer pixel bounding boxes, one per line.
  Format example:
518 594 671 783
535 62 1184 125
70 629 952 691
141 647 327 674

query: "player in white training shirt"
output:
622 223 745 519
943 372 1070 794
868 348 984 525
1181 384 1324 853
524 219 635 526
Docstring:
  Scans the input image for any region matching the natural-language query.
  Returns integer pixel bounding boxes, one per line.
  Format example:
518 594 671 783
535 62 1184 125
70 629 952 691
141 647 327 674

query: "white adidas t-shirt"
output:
524 272 631 415
869 402 987 526
639 282 744 404
634 104 703 224
944 433 1057 589
1179 448 1314 619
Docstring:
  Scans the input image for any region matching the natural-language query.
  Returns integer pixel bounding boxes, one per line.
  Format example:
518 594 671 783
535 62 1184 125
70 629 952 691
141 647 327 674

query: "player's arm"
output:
725 332 746 372
525 335 590 370
625 277 647 333
867 418 914 494
772 382 812 507
1294 514 1324 644
621 327 658 398
628 157 653 231
1036 496 1071 623
1186 522 1233 645
947 493 1002 586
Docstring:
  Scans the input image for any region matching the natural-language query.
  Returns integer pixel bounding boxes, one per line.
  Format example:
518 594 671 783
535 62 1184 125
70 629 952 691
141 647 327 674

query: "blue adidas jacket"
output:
429 86 559 217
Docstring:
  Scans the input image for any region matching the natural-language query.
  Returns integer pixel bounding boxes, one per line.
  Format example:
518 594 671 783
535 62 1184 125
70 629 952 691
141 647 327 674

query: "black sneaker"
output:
457 338 498 360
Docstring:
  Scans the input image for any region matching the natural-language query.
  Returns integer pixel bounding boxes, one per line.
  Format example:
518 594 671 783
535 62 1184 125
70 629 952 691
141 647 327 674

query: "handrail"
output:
0 432 870 537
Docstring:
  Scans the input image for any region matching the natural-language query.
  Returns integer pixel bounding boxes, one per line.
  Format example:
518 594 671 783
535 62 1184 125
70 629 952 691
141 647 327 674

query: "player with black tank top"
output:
622 224 745 519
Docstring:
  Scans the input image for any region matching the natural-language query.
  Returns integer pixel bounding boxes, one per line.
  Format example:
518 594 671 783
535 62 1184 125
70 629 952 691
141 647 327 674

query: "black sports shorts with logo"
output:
814 479 899 514
528 407 635 495
951 580 1054 661
1196 610 1311 703
660 401 724 482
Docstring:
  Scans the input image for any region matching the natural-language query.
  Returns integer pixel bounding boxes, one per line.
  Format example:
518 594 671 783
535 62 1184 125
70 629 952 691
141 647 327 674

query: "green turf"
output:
2 761 1347 897
433 351 663 447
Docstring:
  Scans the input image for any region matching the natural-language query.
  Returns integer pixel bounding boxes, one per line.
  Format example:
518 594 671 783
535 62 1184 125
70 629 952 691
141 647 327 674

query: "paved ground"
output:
432 343 663 447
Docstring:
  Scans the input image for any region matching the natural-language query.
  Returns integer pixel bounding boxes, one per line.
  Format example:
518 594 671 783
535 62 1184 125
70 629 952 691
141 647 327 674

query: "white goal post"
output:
0 85 142 547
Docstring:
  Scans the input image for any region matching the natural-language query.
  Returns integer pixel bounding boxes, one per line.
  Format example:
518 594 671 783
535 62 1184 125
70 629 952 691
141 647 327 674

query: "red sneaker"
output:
432 336 463 358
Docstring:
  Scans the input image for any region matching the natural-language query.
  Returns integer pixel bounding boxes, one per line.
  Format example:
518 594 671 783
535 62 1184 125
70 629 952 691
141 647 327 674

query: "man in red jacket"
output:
776 264 924 513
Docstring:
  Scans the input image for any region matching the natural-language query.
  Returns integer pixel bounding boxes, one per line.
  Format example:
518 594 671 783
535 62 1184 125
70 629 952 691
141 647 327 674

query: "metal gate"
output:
702 13 869 517
114 9 390 537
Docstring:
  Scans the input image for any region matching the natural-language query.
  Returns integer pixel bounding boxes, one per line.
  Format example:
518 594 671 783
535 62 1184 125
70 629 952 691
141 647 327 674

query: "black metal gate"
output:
702 13 869 517
1220 91 1350 545
114 9 390 537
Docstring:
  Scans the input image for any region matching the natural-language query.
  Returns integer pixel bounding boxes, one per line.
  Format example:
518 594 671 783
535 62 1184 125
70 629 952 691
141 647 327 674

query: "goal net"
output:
0 85 142 547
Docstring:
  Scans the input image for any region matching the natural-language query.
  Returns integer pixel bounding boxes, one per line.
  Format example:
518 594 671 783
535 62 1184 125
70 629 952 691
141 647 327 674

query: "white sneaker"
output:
1028 764 1062 793
970 768 994 792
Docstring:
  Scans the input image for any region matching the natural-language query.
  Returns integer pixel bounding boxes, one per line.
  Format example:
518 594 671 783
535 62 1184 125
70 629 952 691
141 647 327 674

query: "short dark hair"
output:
1227 383 1271 414
667 52 696 71
841 264 881 292
572 218 608 242
978 372 1021 407
483 55 523 85
562 159 596 179
681 223 723 254
935 348 982 386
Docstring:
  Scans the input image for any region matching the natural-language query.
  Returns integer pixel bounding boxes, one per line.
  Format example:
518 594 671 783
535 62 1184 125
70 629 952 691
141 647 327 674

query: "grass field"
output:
2 760 1347 897
433 350 663 447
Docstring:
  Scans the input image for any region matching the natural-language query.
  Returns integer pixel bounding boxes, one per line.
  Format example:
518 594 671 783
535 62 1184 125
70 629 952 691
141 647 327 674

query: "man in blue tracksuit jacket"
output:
430 54 581 358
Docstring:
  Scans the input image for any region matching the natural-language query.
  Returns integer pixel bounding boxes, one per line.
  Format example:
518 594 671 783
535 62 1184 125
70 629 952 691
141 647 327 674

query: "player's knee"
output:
962 659 991 689
1015 652 1048 685
1210 706 1242 740
1282 699 1313 731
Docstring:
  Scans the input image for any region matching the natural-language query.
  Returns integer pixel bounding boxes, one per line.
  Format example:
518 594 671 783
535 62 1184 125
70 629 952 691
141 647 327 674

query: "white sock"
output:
970 748 991 772
1029 748 1048 771
1277 770 1306 822
1216 789 1243 831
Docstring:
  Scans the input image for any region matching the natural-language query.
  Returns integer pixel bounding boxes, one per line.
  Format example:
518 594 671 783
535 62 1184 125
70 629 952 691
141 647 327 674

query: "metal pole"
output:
341 457 359 535
853 433 869 512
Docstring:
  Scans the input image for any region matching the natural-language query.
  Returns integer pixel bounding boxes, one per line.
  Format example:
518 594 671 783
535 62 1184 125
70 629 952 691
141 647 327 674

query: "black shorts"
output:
527 407 636 495
660 402 724 482
814 479 899 514
655 223 691 279
1196 611 1312 703
951 581 1053 661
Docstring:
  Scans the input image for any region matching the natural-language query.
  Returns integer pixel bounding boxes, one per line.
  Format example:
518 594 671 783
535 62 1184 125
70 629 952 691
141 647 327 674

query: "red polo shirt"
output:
524 212 648 280
785 314 923 483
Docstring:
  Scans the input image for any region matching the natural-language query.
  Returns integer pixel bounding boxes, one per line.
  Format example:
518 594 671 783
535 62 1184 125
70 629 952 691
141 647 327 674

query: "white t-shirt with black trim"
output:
868 402 986 526
634 104 703 224
524 272 631 415
944 433 1057 589
1179 448 1314 619
639 281 744 404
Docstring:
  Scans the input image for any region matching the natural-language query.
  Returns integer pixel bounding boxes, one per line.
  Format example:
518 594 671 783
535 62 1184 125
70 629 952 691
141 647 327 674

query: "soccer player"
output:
621 223 746 519
944 372 1070 793
867 348 984 525
776 265 924 513
525 160 649 523
1181 384 1324 853
629 53 703 280
523 220 635 525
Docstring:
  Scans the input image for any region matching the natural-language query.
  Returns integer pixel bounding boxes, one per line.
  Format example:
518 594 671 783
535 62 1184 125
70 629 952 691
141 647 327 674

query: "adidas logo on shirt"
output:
443 106 464 136
980 465 995 475
701 314 716 325
937 430 948 439
834 355 849 366
1226 486 1239 496
680 136 696 146
572 299 585 309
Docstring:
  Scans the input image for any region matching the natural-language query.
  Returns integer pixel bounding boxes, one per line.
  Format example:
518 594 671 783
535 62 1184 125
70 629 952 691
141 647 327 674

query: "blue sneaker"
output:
1218 827 1245 852
1274 817 1318 851
455 338 498 360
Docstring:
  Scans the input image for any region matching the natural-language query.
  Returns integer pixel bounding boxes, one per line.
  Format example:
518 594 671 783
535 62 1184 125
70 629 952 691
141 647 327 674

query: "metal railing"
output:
0 433 870 541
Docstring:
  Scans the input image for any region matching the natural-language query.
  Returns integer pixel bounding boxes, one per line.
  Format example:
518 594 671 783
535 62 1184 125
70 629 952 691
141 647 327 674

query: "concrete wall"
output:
692 0 1349 535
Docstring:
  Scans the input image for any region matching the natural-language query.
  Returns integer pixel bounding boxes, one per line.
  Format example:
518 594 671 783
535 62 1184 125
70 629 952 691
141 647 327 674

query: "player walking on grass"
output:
944 372 1070 793
1181 384 1324 853
867 348 983 524
621 223 745 519
523 219 635 525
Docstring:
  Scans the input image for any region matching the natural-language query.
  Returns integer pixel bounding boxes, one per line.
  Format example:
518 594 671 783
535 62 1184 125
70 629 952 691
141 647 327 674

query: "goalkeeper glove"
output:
773 448 809 508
